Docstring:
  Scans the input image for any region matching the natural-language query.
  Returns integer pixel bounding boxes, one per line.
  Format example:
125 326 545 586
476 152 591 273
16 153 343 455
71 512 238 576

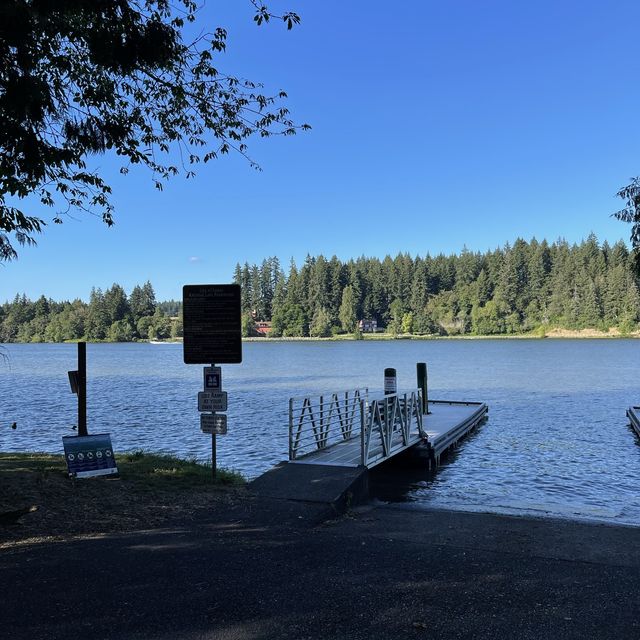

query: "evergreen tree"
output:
104 284 131 324
85 288 109 340
339 286 357 333
309 307 332 338
130 281 156 320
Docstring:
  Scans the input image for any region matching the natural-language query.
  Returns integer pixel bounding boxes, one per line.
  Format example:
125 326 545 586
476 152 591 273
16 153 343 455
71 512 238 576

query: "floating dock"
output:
628 406 640 438
250 389 488 512
289 398 487 469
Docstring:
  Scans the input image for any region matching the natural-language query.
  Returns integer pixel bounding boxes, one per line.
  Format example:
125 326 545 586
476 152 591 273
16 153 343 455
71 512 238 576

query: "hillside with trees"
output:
0 281 182 343
2 236 639 342
233 235 640 338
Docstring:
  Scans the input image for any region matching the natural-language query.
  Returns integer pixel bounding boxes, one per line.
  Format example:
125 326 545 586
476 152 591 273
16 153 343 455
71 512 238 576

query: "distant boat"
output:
149 340 176 345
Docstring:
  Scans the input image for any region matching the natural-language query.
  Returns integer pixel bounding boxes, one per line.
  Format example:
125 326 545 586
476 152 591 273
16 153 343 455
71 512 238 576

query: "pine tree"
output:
339 286 357 332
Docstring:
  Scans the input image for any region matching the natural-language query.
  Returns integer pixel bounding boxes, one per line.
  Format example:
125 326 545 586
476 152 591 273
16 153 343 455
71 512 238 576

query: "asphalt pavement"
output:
1 496 639 640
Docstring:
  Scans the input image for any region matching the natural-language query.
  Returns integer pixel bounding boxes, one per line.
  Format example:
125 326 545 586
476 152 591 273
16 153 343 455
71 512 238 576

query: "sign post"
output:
210 364 217 480
183 284 242 481
68 342 88 435
78 342 87 436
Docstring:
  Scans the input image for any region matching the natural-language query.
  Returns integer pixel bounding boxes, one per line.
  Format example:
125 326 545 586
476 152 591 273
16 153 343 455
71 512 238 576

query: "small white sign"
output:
201 413 227 434
198 391 228 412
203 366 222 391
384 376 397 394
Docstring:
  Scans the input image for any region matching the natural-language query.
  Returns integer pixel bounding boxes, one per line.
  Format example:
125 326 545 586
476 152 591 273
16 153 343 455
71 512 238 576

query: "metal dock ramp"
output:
288 389 488 469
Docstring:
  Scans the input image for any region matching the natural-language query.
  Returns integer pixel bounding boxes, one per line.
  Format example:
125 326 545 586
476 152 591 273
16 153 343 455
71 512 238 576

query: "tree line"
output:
233 235 640 337
3 235 639 343
0 282 182 343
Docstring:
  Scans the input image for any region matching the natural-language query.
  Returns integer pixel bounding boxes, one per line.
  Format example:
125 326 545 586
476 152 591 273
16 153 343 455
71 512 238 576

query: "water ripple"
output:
1 340 639 525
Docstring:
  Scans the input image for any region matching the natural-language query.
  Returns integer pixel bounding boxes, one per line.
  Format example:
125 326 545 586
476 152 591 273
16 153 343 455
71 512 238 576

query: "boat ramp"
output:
250 374 488 511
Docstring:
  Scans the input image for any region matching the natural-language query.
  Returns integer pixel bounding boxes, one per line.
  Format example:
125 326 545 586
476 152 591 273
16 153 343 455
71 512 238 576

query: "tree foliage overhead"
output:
0 0 307 260
615 178 640 265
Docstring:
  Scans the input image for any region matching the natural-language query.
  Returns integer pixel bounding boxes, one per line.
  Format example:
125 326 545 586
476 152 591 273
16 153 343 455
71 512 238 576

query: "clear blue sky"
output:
3 0 640 302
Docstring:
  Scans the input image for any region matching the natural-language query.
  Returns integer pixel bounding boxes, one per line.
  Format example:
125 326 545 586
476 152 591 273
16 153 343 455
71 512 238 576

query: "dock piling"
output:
416 362 430 415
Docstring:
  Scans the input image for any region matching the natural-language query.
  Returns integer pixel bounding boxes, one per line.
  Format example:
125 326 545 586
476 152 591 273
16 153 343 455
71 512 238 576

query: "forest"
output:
1 235 639 342
0 282 181 343
234 235 640 338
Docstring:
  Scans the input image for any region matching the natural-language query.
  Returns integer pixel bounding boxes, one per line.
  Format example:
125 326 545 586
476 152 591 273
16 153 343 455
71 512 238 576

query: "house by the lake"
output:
358 319 378 333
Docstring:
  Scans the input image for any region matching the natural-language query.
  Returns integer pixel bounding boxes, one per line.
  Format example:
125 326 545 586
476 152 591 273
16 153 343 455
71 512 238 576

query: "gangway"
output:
288 388 487 469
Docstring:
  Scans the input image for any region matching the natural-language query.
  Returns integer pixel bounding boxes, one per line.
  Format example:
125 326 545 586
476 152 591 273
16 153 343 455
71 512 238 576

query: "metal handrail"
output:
288 389 368 460
288 387 427 468
360 389 425 467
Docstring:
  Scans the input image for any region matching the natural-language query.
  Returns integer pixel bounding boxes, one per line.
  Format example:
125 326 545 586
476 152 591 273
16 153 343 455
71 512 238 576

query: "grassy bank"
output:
0 452 245 546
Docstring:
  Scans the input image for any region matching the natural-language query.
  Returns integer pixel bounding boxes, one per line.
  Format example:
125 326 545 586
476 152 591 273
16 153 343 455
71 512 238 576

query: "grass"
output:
117 450 244 487
0 451 246 545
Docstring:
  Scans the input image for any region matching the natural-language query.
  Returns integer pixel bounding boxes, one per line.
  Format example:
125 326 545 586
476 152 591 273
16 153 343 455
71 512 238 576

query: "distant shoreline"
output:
243 328 640 342
2 328 639 346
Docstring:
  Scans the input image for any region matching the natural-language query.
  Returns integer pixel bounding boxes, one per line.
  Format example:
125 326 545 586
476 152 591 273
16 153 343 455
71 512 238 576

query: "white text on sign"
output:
198 391 228 412
201 413 227 434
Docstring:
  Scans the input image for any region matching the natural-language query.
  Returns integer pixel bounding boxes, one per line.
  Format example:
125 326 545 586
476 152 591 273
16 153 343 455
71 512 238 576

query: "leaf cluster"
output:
615 177 640 269
0 0 308 260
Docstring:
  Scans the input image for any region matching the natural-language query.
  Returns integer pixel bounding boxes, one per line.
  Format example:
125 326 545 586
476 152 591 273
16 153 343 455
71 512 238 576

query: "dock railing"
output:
289 389 369 460
289 388 427 467
360 390 426 467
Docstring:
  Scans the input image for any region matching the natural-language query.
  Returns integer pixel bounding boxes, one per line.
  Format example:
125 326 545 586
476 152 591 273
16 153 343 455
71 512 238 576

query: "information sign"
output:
62 434 118 479
183 284 242 364
204 366 222 391
198 391 228 412
201 414 228 434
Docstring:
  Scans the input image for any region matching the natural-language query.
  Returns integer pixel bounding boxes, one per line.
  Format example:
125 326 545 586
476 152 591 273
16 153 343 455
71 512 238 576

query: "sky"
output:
3 0 640 302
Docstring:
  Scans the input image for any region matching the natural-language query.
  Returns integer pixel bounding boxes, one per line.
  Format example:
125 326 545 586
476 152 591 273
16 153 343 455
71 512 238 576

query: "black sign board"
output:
183 284 242 364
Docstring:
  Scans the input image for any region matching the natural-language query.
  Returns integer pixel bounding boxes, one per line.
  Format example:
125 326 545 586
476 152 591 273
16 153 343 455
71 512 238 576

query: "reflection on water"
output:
1 339 640 525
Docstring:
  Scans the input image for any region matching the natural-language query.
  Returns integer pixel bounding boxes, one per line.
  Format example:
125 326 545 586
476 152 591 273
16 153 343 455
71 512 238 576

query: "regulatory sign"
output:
62 434 118 478
198 391 228 412
183 284 242 364
204 366 222 391
201 413 228 434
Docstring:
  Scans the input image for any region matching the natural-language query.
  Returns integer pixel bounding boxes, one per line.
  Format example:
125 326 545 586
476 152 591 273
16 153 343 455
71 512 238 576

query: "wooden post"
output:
417 362 430 414
77 342 88 436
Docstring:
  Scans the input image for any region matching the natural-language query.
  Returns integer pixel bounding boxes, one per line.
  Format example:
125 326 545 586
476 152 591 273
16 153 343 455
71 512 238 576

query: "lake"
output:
1 340 639 525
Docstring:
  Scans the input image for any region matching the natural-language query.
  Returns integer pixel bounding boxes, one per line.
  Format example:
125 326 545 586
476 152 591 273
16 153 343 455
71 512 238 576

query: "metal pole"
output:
288 397 294 460
360 397 366 466
78 342 87 436
211 433 217 480
211 363 217 480
417 362 430 414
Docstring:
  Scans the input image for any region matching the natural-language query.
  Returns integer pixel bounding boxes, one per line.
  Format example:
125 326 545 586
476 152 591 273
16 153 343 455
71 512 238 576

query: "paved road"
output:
1 499 639 640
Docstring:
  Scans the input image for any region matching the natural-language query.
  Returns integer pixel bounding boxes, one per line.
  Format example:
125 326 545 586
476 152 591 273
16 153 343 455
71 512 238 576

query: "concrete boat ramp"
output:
250 390 488 513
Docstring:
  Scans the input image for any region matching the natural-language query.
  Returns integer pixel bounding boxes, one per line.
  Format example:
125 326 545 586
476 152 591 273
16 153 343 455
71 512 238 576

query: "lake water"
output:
1 340 639 525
